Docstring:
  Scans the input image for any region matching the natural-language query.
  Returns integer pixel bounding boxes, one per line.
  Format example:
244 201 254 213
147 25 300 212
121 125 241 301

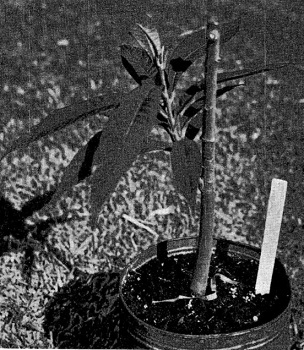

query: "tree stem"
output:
190 17 220 297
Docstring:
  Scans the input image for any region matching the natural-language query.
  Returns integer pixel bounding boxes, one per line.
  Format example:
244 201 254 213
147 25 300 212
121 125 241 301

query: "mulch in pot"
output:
122 244 290 335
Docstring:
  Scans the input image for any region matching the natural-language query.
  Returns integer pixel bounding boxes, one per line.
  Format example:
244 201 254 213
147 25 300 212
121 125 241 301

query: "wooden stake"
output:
255 178 287 295
190 17 220 297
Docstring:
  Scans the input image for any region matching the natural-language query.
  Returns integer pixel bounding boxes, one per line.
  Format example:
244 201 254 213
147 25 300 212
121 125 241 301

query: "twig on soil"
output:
152 292 218 304
152 295 194 304
122 214 158 237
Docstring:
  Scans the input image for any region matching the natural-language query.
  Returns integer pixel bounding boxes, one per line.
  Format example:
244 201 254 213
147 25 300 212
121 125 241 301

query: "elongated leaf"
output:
185 62 288 99
78 131 103 182
171 139 202 211
217 83 244 97
181 83 243 121
167 19 240 90
90 83 162 223
135 24 162 58
185 124 200 140
182 84 243 140
45 130 103 207
178 61 288 125
129 27 152 53
167 27 206 90
182 61 285 140
1 93 119 161
217 62 288 84
120 44 158 84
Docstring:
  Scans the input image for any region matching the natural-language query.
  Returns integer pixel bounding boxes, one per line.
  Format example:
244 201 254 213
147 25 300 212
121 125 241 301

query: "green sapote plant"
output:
0 19 288 298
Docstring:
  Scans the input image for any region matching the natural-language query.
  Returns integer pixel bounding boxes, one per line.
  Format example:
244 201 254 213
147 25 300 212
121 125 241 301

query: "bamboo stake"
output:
255 178 287 295
190 17 220 297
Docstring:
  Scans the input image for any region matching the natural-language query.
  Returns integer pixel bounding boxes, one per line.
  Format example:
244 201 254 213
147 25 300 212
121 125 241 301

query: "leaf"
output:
182 83 244 121
120 44 158 84
217 83 244 97
129 28 152 53
53 85 148 207
167 19 240 90
182 84 244 140
187 61 288 96
78 131 103 182
158 121 172 136
1 92 119 161
135 24 162 58
185 124 200 140
178 61 288 125
217 62 288 84
90 83 162 223
177 83 243 140
156 112 169 123
182 61 286 140
171 139 202 211
167 27 206 90
45 130 103 207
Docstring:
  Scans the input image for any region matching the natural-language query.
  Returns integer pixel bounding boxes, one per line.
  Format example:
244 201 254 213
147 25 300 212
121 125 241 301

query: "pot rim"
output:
119 236 291 339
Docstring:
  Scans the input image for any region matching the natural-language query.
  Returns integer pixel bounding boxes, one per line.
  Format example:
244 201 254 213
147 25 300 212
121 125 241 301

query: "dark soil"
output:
122 245 291 335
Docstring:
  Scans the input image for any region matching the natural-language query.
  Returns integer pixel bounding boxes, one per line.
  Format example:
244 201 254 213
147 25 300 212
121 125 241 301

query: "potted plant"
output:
1 18 292 349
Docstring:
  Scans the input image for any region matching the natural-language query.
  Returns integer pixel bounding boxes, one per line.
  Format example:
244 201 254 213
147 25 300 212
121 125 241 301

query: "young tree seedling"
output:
0 19 290 295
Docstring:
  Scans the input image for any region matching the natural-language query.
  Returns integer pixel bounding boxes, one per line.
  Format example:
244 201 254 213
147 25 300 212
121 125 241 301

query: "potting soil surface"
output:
122 249 290 335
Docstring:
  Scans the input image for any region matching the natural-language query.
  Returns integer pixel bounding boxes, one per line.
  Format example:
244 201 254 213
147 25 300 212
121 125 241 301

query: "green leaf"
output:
182 61 286 140
1 93 119 161
217 62 288 84
129 27 153 53
178 84 243 140
217 83 245 97
166 19 240 90
186 62 288 98
167 27 206 91
185 124 200 141
78 131 103 182
171 139 202 211
181 83 243 122
135 24 162 58
90 83 162 223
45 130 103 207
120 44 158 84
178 61 288 134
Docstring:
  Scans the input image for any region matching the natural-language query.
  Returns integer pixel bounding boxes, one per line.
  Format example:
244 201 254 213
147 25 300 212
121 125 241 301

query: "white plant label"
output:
255 178 287 295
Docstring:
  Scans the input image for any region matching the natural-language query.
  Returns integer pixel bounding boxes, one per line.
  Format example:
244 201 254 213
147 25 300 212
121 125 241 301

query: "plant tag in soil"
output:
255 178 287 295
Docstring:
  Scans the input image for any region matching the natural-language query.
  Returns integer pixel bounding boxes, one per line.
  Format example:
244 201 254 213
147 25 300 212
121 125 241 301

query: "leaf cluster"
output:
0 22 288 224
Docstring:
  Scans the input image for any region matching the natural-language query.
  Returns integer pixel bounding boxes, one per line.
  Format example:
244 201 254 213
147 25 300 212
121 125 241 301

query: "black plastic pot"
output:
119 236 291 350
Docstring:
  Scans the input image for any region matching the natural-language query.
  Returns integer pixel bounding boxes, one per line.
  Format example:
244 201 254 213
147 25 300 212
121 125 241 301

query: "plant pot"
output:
119 236 291 350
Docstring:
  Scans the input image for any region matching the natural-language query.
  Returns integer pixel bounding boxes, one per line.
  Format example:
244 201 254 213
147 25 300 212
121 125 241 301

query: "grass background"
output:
0 0 304 347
